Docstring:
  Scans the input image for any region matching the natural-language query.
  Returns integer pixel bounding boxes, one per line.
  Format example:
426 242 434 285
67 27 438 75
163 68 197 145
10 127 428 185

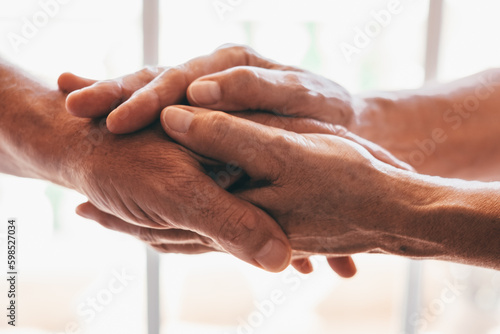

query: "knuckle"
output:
282 72 302 86
265 132 306 179
281 73 323 106
216 208 253 250
268 131 297 153
138 66 161 78
153 65 188 87
216 43 242 51
230 66 259 82
205 112 233 144
227 67 261 97
215 44 256 64
165 65 187 81
217 43 254 56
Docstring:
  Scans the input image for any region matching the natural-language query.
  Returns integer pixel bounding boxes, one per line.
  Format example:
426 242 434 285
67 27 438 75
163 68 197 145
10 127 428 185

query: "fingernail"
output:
255 239 290 272
163 106 194 133
189 81 221 105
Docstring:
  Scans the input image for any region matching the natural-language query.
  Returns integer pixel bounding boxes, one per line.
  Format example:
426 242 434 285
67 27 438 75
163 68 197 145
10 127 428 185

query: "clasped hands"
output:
58 45 414 277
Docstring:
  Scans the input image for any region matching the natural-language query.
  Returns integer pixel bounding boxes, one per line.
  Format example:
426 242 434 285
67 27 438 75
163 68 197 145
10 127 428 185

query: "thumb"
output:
160 105 292 272
184 178 292 272
161 105 281 180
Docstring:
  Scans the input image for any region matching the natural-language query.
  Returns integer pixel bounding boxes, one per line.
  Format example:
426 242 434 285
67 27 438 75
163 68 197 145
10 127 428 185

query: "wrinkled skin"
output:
58 45 405 275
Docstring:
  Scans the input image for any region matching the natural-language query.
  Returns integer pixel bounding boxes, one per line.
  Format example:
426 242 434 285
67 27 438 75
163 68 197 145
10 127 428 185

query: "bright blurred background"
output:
0 0 499 333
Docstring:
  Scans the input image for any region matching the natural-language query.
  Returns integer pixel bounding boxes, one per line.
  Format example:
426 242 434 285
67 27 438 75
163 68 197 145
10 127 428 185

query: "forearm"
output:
0 60 83 188
351 69 500 180
380 171 500 269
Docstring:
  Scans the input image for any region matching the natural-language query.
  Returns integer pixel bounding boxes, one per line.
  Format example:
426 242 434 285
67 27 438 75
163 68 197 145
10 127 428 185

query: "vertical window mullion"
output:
402 1 444 333
142 0 161 333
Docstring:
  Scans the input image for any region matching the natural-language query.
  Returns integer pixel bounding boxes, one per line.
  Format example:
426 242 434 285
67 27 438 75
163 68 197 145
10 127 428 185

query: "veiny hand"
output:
76 107 411 276
75 111 380 276
52 82 296 273
75 120 304 272
57 45 404 276
58 44 353 134
158 105 415 259
59 66 356 277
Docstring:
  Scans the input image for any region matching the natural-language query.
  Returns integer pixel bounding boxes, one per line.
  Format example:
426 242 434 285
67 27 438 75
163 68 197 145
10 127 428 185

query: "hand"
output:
158 106 416 259
60 75 365 276
74 111 380 276
58 44 353 134
0 60 299 273
50 77 293 272
77 105 410 276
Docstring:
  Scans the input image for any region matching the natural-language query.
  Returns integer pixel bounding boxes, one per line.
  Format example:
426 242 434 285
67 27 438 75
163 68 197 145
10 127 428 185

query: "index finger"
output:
64 44 281 133
106 44 279 134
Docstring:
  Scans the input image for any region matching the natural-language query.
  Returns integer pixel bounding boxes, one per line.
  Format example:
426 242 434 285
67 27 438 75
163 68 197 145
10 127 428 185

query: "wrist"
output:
377 170 500 268
373 170 446 257
33 91 93 190
349 91 453 165
1 88 88 189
